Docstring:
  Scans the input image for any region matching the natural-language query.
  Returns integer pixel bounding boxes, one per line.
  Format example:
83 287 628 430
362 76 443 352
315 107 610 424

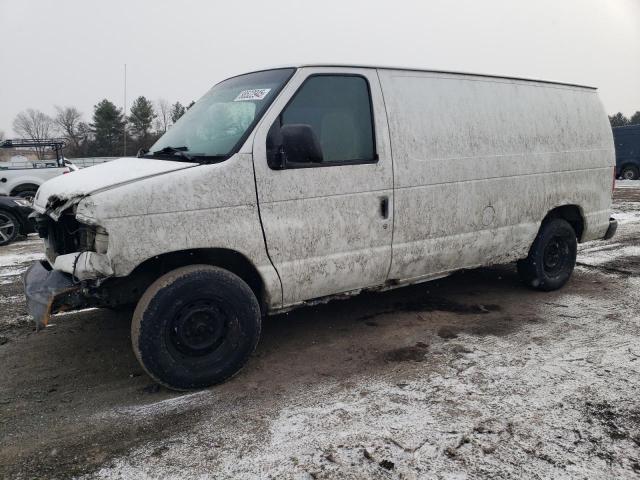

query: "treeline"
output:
8 97 195 158
4 102 639 159
609 111 640 128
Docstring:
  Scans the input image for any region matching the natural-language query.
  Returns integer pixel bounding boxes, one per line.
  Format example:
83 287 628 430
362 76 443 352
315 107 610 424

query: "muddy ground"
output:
1 183 639 479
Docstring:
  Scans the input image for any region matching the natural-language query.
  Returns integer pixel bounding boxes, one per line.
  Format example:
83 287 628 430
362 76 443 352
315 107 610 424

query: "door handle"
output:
380 196 389 219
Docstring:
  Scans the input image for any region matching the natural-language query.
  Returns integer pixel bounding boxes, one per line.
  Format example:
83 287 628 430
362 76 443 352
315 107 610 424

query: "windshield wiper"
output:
151 146 194 161
144 146 228 164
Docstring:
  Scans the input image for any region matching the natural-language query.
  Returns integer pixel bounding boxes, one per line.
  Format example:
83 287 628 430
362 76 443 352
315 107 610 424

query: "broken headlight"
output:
75 212 108 254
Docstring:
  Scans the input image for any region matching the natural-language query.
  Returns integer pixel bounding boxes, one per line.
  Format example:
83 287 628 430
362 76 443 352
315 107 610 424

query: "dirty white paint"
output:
32 157 198 220
377 69 614 282
251 67 394 306
31 66 615 314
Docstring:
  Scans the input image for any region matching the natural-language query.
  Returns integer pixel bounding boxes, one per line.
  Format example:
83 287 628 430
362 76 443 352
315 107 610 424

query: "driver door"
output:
251 67 394 307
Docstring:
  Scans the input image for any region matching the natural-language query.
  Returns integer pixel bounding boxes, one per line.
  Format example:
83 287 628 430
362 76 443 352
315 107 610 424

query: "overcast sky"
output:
1 0 639 136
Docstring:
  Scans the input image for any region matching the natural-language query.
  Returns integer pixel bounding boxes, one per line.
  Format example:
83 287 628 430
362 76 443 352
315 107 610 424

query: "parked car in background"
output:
613 124 640 180
24 65 616 390
0 195 34 246
0 139 77 201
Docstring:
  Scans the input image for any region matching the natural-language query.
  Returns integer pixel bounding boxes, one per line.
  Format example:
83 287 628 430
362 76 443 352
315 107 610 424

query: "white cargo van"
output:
25 65 617 390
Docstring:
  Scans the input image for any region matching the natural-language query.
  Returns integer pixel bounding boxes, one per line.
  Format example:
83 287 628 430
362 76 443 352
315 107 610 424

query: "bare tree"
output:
0 130 4 141
156 98 170 134
54 106 83 156
12 109 54 158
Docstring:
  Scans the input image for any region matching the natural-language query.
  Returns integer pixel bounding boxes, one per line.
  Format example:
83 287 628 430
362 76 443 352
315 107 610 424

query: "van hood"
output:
34 157 197 219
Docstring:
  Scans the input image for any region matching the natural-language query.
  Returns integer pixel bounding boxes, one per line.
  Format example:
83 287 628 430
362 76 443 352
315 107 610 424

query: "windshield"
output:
147 68 295 160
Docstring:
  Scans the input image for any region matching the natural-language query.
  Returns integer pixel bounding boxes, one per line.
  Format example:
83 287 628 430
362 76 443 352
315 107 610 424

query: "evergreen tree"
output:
170 101 186 123
609 112 630 127
128 96 157 147
630 111 640 126
90 99 125 156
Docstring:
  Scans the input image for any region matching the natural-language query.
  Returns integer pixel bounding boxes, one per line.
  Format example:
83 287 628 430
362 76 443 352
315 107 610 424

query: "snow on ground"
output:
0 252 43 269
616 180 640 189
614 210 640 225
88 286 640 479
0 236 43 268
0 236 43 282
578 242 640 268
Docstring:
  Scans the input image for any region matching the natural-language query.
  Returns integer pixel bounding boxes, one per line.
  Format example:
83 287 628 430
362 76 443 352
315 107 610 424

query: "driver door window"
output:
272 75 376 167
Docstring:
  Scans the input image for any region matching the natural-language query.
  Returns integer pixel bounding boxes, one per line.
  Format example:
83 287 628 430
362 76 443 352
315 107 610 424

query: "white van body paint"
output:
29 65 615 315
33 154 283 307
252 67 394 306
376 69 614 283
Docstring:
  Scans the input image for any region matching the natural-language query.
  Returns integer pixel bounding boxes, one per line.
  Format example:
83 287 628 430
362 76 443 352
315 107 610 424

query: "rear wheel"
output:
621 165 640 180
131 265 261 390
517 218 577 291
0 210 19 246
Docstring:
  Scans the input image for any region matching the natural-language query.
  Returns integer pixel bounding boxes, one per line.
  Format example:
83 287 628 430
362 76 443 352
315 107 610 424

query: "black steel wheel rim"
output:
167 299 229 357
543 236 569 275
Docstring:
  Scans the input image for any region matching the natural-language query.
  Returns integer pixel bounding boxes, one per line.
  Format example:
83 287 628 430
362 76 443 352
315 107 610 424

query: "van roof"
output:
265 64 596 90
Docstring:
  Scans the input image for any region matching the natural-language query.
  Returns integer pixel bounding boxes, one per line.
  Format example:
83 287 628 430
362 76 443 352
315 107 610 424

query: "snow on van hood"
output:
34 157 197 219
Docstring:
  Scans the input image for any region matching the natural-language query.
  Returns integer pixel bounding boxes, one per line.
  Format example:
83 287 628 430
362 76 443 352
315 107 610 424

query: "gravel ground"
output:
1 182 639 479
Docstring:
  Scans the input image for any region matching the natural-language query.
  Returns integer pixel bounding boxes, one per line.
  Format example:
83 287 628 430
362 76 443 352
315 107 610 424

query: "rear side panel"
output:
377 69 614 281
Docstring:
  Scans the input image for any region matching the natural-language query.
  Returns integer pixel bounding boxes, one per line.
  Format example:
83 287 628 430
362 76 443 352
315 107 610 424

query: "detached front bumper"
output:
604 217 618 240
23 261 81 329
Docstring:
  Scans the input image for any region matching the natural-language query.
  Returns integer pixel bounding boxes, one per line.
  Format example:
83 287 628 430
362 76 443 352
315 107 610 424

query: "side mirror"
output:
266 122 284 169
281 124 323 164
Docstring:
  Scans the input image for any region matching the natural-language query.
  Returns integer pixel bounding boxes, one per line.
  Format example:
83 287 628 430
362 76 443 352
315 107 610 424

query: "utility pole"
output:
123 63 127 156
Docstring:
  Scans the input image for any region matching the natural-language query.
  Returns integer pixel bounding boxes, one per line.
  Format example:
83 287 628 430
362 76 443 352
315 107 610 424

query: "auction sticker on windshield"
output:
234 89 271 101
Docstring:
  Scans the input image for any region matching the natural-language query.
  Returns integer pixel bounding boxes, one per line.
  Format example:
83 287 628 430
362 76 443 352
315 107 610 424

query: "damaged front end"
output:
24 195 113 329
24 261 86 329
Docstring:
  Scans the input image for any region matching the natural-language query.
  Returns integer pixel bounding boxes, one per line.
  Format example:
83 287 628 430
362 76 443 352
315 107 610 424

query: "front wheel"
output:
131 265 261 390
517 218 577 291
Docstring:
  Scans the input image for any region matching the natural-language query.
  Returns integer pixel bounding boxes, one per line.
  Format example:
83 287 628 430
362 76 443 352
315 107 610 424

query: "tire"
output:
0 210 19 246
131 265 261 390
517 218 577 291
13 189 38 202
621 165 639 181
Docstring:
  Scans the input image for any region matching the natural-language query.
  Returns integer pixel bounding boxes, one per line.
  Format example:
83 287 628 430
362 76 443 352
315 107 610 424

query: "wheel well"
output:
10 183 39 195
543 205 584 242
104 248 266 313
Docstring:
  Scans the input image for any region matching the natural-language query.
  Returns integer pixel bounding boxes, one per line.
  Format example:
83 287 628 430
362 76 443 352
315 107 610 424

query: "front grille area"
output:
38 212 94 259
